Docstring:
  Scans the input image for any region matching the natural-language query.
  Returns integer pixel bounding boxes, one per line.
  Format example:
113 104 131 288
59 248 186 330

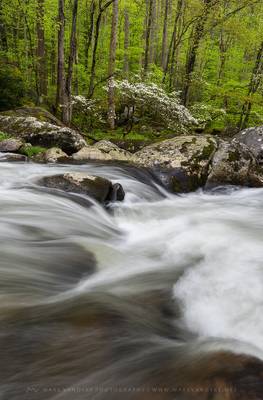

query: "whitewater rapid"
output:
0 160 263 399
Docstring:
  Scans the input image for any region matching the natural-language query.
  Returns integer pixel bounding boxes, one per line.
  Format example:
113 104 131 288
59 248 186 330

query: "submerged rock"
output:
0 109 86 154
206 141 263 189
38 172 125 203
133 135 217 192
234 126 263 162
72 140 132 163
0 138 23 152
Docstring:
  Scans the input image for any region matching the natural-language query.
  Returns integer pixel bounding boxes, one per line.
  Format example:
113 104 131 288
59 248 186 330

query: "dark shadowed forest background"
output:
0 0 263 142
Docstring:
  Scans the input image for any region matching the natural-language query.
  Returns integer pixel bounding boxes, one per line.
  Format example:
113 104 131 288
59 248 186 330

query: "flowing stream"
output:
0 159 263 399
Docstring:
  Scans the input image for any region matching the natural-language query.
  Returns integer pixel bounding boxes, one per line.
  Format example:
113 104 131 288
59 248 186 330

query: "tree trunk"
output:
88 0 114 98
0 2 8 53
162 0 184 84
144 0 154 75
149 0 156 64
123 4 130 76
161 0 169 70
63 0 79 125
239 40 263 130
56 0 66 112
84 0 95 71
107 0 119 130
36 0 47 104
182 0 215 106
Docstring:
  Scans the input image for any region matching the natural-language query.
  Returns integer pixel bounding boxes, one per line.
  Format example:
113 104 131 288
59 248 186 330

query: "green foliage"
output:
0 131 10 141
0 62 25 111
20 145 46 157
1 0 263 134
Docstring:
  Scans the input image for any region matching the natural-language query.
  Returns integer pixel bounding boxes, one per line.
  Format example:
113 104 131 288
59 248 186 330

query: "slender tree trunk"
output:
36 0 47 104
50 29 56 86
123 5 130 76
149 0 156 64
239 40 263 130
84 0 95 70
168 0 184 89
108 0 119 130
217 30 227 86
62 0 79 124
161 0 169 70
182 0 215 106
162 0 184 83
56 0 66 112
88 0 114 98
0 2 8 53
144 0 154 75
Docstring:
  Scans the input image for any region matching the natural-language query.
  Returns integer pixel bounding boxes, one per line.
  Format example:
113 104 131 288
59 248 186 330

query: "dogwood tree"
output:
113 80 198 132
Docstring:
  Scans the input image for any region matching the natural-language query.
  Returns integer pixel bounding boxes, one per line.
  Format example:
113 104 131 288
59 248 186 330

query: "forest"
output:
0 0 263 140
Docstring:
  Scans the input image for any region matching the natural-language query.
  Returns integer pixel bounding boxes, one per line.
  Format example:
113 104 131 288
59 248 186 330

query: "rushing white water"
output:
1 160 263 399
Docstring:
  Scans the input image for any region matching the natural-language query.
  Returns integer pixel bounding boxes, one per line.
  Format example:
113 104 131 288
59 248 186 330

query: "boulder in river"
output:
38 172 125 203
0 153 28 162
234 126 263 163
0 108 86 155
44 147 69 163
133 135 217 192
206 140 263 189
72 140 132 163
0 138 23 152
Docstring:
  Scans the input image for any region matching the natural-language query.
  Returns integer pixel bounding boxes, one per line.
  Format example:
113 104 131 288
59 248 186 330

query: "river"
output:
0 159 263 399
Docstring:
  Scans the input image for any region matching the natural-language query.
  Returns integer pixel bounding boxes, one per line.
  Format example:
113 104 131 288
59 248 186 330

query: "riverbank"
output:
0 107 263 194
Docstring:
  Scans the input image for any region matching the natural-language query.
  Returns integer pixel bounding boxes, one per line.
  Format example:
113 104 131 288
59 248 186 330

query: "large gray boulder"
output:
72 140 132 163
0 110 86 155
206 141 263 189
133 135 217 192
234 126 263 163
38 172 125 203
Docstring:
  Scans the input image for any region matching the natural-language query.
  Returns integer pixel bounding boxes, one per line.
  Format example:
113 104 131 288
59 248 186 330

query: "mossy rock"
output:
133 135 218 193
206 140 263 189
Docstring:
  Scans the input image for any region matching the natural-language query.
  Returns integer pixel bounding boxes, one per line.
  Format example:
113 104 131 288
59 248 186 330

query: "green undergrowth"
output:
85 128 181 143
0 131 10 141
20 145 46 157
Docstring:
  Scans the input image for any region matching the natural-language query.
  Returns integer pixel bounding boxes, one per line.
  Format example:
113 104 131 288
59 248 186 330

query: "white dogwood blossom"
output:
113 80 198 132
71 96 103 124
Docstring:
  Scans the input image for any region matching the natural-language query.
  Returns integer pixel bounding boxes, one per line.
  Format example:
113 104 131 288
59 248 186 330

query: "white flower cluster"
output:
71 95 103 122
113 80 198 131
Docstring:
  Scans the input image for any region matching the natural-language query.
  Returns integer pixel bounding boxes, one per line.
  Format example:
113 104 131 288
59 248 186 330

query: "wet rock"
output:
133 135 217 192
44 147 69 163
72 141 132 163
38 172 125 203
206 141 263 189
234 126 263 162
0 138 23 152
0 153 28 162
0 110 86 155
108 183 126 202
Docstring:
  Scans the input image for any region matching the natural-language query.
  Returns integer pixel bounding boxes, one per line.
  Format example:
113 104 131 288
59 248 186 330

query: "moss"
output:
0 131 10 141
228 150 240 162
20 145 46 157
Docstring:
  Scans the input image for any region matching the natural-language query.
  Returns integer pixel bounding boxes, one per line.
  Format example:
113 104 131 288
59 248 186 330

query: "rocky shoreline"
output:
1 107 263 197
